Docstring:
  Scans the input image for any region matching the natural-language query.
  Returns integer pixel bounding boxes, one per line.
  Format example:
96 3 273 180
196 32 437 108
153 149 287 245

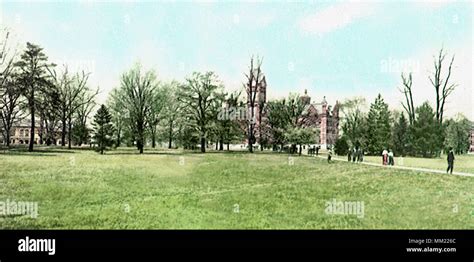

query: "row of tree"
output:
99 59 319 154
0 30 98 151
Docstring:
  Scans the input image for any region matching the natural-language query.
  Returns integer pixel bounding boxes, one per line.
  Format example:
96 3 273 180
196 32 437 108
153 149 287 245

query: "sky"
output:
1 0 472 120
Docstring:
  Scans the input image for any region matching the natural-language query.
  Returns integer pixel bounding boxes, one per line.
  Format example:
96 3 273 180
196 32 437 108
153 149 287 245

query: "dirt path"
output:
315 155 474 178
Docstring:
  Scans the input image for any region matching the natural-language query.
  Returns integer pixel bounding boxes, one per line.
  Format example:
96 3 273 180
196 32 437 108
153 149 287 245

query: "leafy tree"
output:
161 81 182 149
92 104 114 154
178 71 223 153
444 114 471 154
146 85 165 148
15 42 54 151
365 94 391 155
284 127 317 155
340 97 367 149
391 112 409 156
412 101 438 157
267 99 290 151
116 63 158 153
107 88 127 147
334 135 349 156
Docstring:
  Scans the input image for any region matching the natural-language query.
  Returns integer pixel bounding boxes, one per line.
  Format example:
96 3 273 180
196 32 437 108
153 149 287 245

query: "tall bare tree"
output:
0 29 21 146
429 48 457 125
244 56 264 153
399 72 415 125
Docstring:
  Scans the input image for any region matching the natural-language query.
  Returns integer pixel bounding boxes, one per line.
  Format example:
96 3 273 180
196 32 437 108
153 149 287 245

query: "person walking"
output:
382 149 388 165
388 149 394 166
447 147 455 174
327 147 332 163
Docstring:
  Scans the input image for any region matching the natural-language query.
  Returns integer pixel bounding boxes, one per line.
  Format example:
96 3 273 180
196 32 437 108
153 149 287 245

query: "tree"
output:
161 81 182 149
146 85 165 148
284 127 317 155
15 42 54 152
267 99 290 151
391 112 409 156
244 56 265 153
92 105 114 154
399 72 415 125
412 102 438 157
365 94 391 155
36 80 61 145
50 68 97 149
0 29 22 147
334 135 349 156
107 88 127 147
72 98 96 146
444 114 471 154
178 71 223 153
340 97 367 148
429 48 457 125
0 76 23 147
116 63 158 153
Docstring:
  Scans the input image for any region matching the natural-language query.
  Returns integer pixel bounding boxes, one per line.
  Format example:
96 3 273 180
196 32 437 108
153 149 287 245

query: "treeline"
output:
334 49 471 157
98 60 318 155
0 32 98 152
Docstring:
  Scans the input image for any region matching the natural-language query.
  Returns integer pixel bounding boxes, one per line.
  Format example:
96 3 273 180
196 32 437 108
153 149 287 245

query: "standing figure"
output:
327 147 332 163
388 149 394 166
316 146 320 156
348 148 352 162
447 147 455 174
382 149 388 165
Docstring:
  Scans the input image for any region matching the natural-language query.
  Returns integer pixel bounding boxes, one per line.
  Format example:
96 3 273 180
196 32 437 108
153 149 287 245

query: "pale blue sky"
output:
1 0 472 119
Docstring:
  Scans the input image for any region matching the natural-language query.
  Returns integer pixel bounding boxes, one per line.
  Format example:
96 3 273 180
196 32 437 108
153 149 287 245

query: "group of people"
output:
308 145 321 156
347 147 364 163
382 149 395 166
325 145 457 175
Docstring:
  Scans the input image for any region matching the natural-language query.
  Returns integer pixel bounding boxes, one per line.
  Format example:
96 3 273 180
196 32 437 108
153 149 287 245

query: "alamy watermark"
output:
380 57 420 74
217 106 256 124
325 198 365 219
0 199 38 219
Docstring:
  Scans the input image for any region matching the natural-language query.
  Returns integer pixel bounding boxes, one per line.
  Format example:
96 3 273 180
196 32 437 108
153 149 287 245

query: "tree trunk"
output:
219 139 223 151
61 116 66 146
168 121 173 149
5 132 11 147
248 125 254 153
227 143 229 151
68 119 72 149
28 96 35 152
116 129 121 148
200 136 206 153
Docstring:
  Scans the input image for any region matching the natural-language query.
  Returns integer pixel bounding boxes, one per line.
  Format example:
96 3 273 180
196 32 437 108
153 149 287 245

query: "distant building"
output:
297 90 340 149
1 120 65 146
8 121 40 145
246 81 340 149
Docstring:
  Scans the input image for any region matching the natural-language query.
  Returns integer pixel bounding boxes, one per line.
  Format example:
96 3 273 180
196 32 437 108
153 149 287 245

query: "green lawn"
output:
0 147 473 229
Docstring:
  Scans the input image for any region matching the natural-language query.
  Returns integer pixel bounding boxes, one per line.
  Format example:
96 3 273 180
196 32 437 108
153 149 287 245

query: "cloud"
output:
298 1 376 35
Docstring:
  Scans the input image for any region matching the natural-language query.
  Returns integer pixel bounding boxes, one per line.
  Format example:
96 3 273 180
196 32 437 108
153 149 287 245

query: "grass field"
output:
1 147 473 229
